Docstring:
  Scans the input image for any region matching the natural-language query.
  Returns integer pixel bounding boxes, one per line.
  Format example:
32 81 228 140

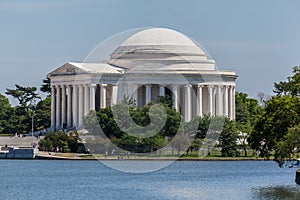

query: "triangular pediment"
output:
48 62 89 77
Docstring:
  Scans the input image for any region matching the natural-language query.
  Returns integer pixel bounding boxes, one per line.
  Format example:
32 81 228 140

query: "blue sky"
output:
0 0 299 103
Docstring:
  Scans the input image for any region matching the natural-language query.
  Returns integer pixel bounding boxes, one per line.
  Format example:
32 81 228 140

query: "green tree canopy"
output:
0 94 15 134
274 66 300 96
219 119 238 157
40 77 51 96
39 131 83 153
235 92 262 126
275 124 300 166
249 95 300 158
35 97 51 130
6 84 40 107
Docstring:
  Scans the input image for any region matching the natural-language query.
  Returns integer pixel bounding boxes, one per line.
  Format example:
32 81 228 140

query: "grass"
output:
0 134 14 137
53 153 75 158
45 150 263 160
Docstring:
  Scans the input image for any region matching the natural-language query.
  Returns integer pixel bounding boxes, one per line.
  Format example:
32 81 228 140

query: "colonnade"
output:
51 84 108 129
51 83 235 129
144 84 235 122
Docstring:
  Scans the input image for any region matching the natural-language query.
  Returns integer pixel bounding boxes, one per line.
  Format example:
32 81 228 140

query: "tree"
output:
249 95 300 158
113 134 166 153
257 92 270 106
196 116 210 139
96 106 124 138
0 94 15 134
40 77 51 96
157 95 173 108
39 131 83 153
274 66 300 96
219 119 238 157
169 133 192 156
39 139 53 152
6 84 40 107
234 92 262 157
249 66 300 161
5 85 41 134
235 92 262 125
275 125 300 167
35 97 51 130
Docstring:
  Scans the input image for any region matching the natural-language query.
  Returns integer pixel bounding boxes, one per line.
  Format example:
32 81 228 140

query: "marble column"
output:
84 84 90 116
224 86 229 117
67 85 72 127
229 86 233 120
101 84 107 108
61 85 66 128
159 85 165 96
78 85 84 127
197 85 203 117
72 85 78 127
184 85 192 122
55 85 61 129
145 84 152 104
216 85 223 116
208 85 213 116
111 85 118 106
172 85 179 112
51 85 56 129
232 86 236 120
90 84 96 111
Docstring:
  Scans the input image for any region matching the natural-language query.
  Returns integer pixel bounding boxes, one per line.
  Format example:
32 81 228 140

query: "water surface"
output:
0 160 298 200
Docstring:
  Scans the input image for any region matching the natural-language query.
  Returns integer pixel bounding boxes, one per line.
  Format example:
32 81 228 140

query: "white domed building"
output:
48 28 237 129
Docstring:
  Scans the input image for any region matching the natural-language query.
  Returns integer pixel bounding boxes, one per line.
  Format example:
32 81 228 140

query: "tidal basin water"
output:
0 160 299 200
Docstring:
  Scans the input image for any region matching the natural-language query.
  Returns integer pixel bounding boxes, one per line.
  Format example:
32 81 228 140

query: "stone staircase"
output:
0 136 42 147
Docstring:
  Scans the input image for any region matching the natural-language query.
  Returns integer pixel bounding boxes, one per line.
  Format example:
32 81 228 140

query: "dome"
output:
109 28 216 71
120 28 198 47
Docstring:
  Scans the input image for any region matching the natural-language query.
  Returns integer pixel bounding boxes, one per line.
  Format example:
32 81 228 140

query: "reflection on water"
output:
253 185 300 200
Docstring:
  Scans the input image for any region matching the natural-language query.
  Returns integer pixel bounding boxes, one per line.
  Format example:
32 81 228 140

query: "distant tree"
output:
40 77 51 96
156 103 181 137
113 134 166 153
0 94 15 134
234 92 262 156
35 97 51 130
187 138 203 155
196 116 210 139
249 95 300 158
6 84 40 107
39 139 53 152
170 133 192 156
96 106 124 138
219 119 238 157
257 92 271 106
5 84 41 134
274 66 300 96
158 95 173 108
235 92 262 125
275 124 300 167
39 131 83 153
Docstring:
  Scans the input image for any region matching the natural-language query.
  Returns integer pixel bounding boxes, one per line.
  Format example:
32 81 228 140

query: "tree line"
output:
0 66 299 162
0 78 51 135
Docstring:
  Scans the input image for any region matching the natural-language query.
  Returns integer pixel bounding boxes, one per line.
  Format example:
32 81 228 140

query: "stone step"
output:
0 136 42 147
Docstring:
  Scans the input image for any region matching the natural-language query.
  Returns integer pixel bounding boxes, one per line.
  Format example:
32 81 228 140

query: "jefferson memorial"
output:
48 28 237 129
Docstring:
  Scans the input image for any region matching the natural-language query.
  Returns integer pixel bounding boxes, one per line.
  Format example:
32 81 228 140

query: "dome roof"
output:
109 28 216 71
120 28 197 47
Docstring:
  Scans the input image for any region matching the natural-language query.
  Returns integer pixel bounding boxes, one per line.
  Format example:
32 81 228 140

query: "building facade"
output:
48 28 237 129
